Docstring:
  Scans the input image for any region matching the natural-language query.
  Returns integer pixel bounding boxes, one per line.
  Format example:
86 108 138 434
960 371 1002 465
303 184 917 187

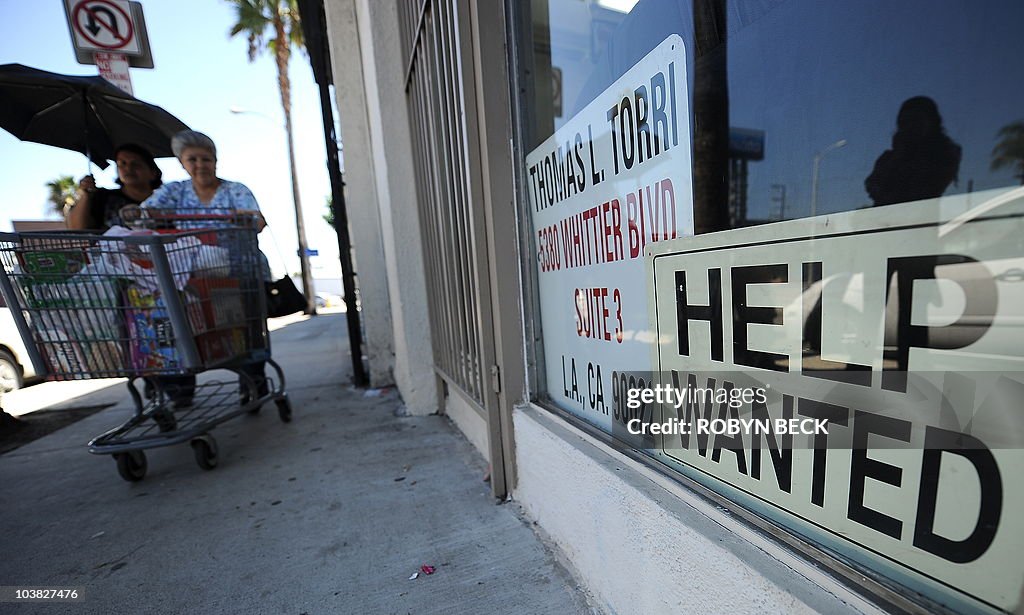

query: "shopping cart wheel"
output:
275 397 293 423
114 450 147 482
191 435 219 471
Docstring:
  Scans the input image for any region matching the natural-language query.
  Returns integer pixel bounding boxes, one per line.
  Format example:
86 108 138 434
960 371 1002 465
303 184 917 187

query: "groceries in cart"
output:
16 248 124 374
5 224 241 377
0 209 291 482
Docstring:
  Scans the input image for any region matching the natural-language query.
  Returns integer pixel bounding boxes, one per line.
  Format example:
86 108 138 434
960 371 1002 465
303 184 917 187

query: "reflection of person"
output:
865 97 960 377
66 143 162 230
141 130 271 405
865 96 961 206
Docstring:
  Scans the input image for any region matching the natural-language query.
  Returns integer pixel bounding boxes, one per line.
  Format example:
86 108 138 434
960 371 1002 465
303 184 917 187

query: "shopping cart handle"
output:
121 206 263 230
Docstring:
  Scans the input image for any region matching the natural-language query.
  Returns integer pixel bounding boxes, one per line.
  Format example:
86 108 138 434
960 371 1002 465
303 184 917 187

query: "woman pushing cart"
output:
0 131 293 482
0 208 292 481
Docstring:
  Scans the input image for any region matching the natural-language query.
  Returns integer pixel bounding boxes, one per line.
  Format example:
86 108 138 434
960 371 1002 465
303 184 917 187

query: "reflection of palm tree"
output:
991 121 1024 185
692 0 729 233
226 0 315 313
46 175 76 219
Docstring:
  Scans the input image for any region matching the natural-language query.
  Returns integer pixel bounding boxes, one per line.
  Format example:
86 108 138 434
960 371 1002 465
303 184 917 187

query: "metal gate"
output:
398 0 514 496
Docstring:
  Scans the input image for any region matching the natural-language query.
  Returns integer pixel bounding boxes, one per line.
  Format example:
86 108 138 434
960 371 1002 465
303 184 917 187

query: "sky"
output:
0 0 343 282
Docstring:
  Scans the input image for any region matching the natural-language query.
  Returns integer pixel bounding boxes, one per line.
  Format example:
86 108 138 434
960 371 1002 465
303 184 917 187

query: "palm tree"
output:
226 0 316 313
991 121 1024 185
46 175 77 219
323 195 334 228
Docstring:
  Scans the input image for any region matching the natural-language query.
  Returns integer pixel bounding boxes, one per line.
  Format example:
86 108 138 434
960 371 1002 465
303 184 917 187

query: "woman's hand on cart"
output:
117 206 265 231
237 209 267 233
119 205 144 227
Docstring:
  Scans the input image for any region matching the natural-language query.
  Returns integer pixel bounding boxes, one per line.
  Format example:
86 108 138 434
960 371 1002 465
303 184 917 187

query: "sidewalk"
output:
0 313 596 615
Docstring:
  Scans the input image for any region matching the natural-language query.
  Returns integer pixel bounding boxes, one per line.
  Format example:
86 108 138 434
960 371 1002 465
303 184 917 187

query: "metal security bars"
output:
399 0 491 406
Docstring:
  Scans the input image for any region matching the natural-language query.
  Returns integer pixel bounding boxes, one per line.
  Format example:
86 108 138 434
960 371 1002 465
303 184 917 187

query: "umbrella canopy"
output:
0 63 189 169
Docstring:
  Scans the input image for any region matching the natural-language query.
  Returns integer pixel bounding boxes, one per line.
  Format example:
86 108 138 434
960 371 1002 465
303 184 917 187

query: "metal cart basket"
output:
0 210 292 481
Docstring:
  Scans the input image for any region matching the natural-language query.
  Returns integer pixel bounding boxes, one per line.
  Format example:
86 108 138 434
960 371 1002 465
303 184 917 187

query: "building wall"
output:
325 0 437 413
323 0 394 386
513 404 884 615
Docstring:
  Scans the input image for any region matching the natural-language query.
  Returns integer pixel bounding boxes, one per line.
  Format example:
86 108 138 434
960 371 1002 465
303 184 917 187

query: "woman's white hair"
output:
171 130 217 159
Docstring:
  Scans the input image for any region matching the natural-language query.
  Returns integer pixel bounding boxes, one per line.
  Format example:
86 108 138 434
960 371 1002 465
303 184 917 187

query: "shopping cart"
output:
0 210 292 482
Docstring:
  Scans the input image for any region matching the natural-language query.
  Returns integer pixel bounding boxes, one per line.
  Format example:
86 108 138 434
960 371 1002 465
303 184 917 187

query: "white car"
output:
0 301 37 393
315 292 344 309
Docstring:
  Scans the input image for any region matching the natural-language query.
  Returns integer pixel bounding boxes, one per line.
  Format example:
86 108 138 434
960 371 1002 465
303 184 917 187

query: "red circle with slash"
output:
72 0 134 50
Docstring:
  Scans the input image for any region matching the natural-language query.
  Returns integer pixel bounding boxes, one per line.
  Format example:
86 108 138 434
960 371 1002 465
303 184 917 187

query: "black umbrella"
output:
0 63 189 169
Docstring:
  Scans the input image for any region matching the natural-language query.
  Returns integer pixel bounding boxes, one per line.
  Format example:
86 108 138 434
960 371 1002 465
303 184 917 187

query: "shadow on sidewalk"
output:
0 403 115 455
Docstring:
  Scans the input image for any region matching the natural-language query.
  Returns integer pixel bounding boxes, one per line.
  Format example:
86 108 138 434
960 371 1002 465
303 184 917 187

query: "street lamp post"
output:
230 107 316 314
810 139 847 218
771 183 787 220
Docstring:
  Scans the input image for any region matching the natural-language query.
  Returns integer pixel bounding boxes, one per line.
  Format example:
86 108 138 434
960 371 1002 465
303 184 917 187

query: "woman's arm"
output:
139 181 174 209
232 182 267 232
245 210 267 232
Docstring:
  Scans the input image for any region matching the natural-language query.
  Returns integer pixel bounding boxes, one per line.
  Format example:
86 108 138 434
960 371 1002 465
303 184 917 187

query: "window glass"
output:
516 1 1024 612
526 0 1024 226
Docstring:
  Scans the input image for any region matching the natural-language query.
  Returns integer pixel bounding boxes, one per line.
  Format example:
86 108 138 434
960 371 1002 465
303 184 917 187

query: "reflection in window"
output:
524 0 1024 230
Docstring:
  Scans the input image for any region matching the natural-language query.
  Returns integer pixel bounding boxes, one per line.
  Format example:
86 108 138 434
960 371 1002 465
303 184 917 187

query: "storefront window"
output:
514 1 1024 612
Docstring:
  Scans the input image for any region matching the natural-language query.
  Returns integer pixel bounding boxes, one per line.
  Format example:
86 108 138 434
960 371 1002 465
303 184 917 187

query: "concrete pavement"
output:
0 313 596 614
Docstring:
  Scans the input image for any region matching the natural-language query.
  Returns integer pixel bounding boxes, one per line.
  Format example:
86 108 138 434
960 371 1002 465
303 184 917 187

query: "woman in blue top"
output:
144 131 266 229
142 130 272 407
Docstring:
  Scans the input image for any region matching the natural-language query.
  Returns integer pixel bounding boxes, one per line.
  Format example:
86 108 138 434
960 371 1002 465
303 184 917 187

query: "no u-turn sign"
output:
64 0 142 56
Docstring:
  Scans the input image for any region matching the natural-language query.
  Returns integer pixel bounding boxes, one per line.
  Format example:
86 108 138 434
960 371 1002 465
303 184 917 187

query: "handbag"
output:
265 276 307 317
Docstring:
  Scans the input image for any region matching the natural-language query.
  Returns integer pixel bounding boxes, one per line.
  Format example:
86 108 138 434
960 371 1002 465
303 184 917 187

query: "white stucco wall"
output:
323 0 394 387
513 404 885 615
324 0 437 413
353 0 437 415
